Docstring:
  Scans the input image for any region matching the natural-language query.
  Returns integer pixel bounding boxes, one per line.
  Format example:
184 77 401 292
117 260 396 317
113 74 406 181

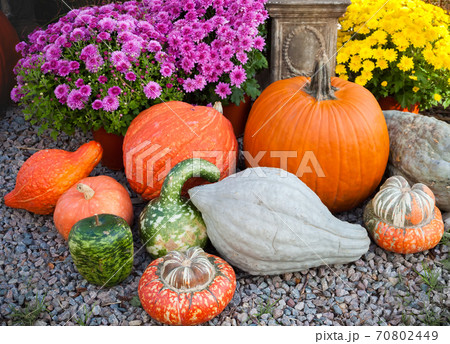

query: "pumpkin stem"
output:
161 247 215 291
213 101 223 114
305 49 338 101
77 183 95 200
159 159 220 206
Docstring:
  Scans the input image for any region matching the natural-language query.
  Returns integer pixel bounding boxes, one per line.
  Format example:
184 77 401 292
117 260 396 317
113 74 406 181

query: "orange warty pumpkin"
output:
123 101 237 200
244 51 390 212
53 175 134 240
364 176 444 254
139 247 236 325
4 141 102 214
0 11 20 106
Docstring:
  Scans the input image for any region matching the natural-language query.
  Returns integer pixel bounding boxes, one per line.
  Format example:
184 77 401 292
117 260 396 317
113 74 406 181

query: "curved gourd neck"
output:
159 158 220 206
304 49 338 101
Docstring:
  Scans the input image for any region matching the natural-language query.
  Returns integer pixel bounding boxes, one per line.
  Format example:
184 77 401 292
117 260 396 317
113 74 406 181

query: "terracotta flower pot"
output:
92 127 124 170
378 96 420 114
0 11 21 107
222 95 252 137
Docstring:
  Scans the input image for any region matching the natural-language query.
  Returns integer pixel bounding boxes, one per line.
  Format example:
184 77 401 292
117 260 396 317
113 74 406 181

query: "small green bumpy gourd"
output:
139 158 220 258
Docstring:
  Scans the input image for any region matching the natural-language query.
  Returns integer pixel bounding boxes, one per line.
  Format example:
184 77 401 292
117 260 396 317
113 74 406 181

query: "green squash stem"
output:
159 158 220 206
305 49 338 101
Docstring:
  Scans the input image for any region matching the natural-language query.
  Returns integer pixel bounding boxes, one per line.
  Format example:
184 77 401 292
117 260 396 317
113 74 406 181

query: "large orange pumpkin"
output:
363 176 444 254
244 52 389 212
123 101 237 200
4 141 103 214
53 175 134 240
0 11 21 106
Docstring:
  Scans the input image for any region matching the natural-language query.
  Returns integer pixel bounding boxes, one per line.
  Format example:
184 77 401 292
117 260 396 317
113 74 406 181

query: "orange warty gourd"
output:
244 51 390 212
4 141 103 214
53 175 134 240
363 176 444 254
123 101 237 200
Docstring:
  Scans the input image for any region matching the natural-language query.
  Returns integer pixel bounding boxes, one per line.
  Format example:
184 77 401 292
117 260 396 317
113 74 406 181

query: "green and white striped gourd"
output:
189 167 370 275
68 214 134 287
139 158 220 258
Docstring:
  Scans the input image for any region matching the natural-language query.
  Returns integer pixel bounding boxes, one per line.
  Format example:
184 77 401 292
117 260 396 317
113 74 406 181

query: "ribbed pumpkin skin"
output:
138 247 236 326
54 175 134 240
124 101 237 200
244 76 390 212
0 11 20 106
4 141 103 214
364 176 444 254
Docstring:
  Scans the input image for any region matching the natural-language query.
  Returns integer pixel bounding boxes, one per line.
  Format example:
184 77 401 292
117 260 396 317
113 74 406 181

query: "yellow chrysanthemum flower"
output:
335 64 347 75
413 87 420 93
376 59 388 70
409 75 417 81
355 76 368 86
349 56 362 72
362 60 375 72
381 81 388 87
397 56 414 71
384 49 398 62
434 94 442 102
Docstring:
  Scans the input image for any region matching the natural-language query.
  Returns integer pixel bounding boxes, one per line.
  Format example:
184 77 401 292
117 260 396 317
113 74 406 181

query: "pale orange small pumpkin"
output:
364 176 444 254
53 175 134 240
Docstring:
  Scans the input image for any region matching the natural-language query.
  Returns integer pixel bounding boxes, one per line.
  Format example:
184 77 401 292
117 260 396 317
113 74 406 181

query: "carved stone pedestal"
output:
267 0 350 83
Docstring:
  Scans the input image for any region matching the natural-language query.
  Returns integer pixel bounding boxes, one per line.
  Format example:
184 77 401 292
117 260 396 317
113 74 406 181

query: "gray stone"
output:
273 309 284 319
383 110 450 211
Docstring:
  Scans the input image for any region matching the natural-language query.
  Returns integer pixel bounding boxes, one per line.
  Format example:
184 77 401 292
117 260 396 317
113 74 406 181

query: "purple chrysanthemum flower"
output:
85 56 104 73
253 36 265 51
236 52 248 65
108 86 122 97
125 72 136 81
98 75 108 84
160 63 174 77
220 44 234 59
57 61 71 77
97 32 111 41
183 78 196 93
45 44 62 60
111 51 130 68
147 40 162 53
122 40 142 60
92 99 103 110
69 28 85 42
69 61 80 71
75 78 84 87
194 74 206 91
230 66 247 88
215 82 232 99
102 96 120 112
54 84 70 99
222 60 234 72
10 86 24 102
99 18 117 31
80 85 92 98
67 89 85 110
143 81 162 99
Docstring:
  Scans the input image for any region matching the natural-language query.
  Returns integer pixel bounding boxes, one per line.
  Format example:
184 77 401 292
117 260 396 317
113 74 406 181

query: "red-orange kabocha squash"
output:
244 51 390 212
53 175 133 240
4 141 102 214
0 11 20 106
123 101 237 200
138 247 236 325
364 176 444 254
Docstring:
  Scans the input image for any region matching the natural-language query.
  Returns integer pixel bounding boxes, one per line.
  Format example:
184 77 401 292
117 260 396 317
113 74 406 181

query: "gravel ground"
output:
1 105 449 326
